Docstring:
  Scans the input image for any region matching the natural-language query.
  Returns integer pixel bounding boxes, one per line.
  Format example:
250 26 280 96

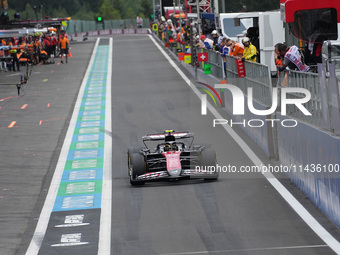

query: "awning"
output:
201 13 215 21
280 0 340 23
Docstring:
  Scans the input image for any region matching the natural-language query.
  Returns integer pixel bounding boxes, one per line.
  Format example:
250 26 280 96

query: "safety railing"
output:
277 70 323 128
224 55 273 106
243 61 273 106
201 48 224 79
155 32 340 135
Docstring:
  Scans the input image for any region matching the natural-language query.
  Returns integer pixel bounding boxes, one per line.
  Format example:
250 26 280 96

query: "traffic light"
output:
95 16 104 30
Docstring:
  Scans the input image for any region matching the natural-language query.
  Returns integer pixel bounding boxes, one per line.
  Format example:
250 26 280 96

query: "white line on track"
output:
98 37 112 255
159 244 329 255
148 34 340 254
25 38 112 255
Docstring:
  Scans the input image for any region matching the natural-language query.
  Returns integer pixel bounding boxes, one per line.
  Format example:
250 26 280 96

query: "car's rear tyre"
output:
201 148 219 181
127 147 144 156
128 153 146 186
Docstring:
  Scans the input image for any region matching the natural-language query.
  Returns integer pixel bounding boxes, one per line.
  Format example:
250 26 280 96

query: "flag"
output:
178 52 184 61
184 54 191 64
197 52 208 62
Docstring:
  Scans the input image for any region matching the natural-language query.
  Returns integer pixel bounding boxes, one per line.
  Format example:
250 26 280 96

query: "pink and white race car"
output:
127 130 219 185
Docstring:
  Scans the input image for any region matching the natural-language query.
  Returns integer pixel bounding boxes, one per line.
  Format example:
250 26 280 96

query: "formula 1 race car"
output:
127 130 219 185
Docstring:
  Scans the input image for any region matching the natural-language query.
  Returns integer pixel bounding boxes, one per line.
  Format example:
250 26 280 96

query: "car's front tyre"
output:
128 152 146 186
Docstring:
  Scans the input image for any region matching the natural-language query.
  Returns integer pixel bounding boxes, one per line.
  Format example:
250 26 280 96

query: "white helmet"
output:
242 37 250 43
167 19 172 24
211 30 218 35
161 16 166 22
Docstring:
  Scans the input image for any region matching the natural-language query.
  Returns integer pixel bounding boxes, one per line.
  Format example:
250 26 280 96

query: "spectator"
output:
228 39 244 58
136 16 143 29
242 37 257 62
217 29 224 46
200 35 213 50
220 37 230 77
275 43 309 72
211 30 220 51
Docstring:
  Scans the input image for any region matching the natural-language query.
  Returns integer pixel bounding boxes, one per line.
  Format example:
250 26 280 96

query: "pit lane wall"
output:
276 113 340 228
223 89 274 158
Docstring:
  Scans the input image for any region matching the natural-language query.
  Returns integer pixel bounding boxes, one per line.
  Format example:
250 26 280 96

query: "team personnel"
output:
59 32 69 64
242 37 257 62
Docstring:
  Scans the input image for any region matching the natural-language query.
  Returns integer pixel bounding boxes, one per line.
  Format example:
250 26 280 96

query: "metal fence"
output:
159 35 340 135
201 48 224 79
224 55 273 106
277 70 323 128
65 19 150 35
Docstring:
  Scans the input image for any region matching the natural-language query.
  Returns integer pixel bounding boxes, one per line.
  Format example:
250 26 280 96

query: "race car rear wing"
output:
142 131 194 141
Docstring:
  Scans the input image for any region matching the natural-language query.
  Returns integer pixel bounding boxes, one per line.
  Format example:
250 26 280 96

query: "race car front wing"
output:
135 168 218 181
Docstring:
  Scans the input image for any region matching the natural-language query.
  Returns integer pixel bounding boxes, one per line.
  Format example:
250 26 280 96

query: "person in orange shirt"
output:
227 39 244 58
33 37 41 64
59 32 69 64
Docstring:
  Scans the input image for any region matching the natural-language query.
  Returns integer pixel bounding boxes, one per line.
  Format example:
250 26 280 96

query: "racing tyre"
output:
128 153 146 186
193 143 212 150
201 148 219 181
127 147 144 156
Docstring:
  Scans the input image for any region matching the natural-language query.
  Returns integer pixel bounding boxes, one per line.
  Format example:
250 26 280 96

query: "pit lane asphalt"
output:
1 34 340 255
0 38 96 255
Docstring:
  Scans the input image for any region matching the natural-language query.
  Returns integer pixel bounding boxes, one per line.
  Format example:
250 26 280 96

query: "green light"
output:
97 16 102 22
151 14 154 18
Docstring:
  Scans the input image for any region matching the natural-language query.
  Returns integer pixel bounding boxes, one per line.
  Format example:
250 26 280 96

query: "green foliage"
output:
125 7 136 19
73 3 95 20
7 0 279 21
98 0 121 20
20 3 36 20
8 0 151 20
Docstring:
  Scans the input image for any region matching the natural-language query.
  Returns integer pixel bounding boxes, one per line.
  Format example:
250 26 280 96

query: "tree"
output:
113 0 123 14
240 0 278 12
98 0 120 20
74 3 95 20
140 0 152 19
124 7 135 19
21 3 36 20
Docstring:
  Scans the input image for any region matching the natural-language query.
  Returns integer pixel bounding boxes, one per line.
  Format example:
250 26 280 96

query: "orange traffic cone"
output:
68 50 73 58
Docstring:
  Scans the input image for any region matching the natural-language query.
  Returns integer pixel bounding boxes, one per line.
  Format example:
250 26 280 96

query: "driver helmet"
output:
164 143 172 151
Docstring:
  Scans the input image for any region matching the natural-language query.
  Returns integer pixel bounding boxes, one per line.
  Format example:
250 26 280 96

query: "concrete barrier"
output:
223 89 275 158
277 113 340 228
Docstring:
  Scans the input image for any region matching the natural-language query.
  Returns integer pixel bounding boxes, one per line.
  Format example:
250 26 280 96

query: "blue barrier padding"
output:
276 113 340 228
